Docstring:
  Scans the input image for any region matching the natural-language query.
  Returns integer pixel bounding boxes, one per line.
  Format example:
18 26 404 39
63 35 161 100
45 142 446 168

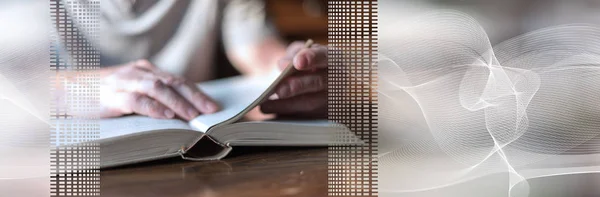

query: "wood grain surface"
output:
101 147 329 197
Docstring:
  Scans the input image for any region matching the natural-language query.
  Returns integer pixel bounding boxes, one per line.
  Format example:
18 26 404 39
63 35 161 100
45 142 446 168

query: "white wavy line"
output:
379 171 600 193
0 73 48 125
378 9 600 197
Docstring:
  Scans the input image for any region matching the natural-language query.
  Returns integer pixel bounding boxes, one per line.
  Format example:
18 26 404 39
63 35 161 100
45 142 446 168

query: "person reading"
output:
52 0 352 168
58 0 328 120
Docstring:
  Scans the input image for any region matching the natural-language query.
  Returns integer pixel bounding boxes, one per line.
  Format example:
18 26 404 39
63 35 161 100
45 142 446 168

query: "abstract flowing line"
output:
378 56 529 195
378 10 600 197
0 73 49 125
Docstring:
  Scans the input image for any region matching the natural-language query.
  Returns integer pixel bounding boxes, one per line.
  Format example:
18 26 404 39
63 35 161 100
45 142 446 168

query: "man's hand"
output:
260 41 328 118
98 60 219 120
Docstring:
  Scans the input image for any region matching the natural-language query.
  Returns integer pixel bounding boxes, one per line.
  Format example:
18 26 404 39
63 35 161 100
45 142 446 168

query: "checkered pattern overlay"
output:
327 0 378 196
50 0 101 196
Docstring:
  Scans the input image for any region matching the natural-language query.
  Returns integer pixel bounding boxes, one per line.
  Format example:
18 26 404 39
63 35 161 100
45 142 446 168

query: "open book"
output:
93 68 361 168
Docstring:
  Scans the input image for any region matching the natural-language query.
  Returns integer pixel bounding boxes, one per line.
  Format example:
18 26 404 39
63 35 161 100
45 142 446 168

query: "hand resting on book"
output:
97 60 220 121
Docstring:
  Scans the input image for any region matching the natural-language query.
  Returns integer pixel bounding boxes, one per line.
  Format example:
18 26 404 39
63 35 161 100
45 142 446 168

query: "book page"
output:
209 120 363 146
99 115 192 139
190 69 283 132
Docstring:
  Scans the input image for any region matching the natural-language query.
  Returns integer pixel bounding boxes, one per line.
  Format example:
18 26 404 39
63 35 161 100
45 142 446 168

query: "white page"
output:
190 69 281 132
99 116 192 139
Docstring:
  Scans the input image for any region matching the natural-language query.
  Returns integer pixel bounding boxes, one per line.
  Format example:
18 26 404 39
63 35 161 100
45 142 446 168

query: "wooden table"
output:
101 147 329 197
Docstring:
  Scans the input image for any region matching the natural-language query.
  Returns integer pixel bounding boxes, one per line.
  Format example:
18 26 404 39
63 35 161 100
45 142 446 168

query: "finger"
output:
171 80 220 114
133 59 156 70
108 66 181 94
132 59 184 85
98 91 173 119
273 71 327 99
277 41 313 71
152 69 184 85
137 78 199 120
126 93 174 119
292 45 328 71
260 91 327 115
286 41 308 57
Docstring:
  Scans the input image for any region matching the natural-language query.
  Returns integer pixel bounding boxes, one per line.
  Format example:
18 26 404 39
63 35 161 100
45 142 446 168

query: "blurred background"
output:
265 0 328 44
381 0 600 44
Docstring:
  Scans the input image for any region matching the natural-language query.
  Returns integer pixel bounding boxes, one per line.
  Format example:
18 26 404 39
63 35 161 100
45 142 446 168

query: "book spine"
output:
179 134 233 161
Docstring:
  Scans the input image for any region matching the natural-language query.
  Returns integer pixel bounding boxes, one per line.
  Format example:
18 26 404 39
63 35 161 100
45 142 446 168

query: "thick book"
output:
84 68 360 168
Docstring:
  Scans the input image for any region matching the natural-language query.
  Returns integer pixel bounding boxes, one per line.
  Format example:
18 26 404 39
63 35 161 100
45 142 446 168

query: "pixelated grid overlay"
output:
327 0 378 196
50 0 101 196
